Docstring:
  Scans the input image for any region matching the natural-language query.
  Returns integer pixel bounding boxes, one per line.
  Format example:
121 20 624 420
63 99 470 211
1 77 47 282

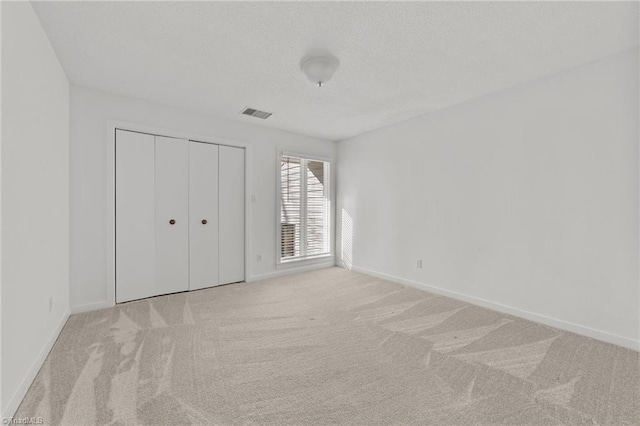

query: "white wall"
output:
0 0 3 413
1 2 70 417
70 86 335 311
337 48 639 349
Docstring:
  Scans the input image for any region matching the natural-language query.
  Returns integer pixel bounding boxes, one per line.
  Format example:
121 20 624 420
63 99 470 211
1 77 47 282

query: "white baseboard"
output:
73 262 337 312
248 261 335 282
71 300 113 314
2 308 71 419
71 262 337 313
351 265 640 351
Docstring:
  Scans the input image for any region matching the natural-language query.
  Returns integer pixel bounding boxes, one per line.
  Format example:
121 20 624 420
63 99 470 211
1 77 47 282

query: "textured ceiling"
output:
32 1 639 141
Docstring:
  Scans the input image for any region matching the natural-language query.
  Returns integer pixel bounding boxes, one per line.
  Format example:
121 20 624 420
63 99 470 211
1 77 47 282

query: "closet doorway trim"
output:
105 120 251 307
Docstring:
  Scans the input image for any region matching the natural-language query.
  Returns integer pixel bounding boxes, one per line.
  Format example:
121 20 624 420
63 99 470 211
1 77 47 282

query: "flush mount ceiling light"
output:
300 54 340 87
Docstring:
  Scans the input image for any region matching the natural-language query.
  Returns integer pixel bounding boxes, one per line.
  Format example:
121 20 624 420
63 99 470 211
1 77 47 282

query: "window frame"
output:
276 151 332 265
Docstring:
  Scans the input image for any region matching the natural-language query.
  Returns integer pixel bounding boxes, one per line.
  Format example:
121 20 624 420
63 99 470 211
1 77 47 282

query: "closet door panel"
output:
219 146 245 284
115 130 156 303
189 142 219 290
155 136 190 295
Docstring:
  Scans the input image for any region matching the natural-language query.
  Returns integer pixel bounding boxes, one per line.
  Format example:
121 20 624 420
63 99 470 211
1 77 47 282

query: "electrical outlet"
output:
416 259 423 269
257 254 262 262
49 297 53 313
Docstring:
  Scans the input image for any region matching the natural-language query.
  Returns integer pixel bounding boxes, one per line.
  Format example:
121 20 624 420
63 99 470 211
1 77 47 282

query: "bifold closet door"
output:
155 136 189 297
189 142 219 290
116 131 189 303
219 145 245 284
116 130 156 303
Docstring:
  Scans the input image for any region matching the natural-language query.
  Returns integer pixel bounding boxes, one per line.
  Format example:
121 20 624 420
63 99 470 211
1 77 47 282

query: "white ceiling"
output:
33 1 638 141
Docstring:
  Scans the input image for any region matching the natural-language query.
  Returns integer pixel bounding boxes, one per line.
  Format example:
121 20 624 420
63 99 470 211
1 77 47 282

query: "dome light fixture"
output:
300 54 340 87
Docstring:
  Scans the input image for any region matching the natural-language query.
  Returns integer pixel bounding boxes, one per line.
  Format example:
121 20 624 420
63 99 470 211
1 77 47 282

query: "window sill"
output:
277 254 334 269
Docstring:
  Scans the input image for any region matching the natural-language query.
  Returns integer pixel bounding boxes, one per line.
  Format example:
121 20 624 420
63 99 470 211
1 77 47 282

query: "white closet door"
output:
189 142 219 290
155 136 190 296
116 130 156 303
219 145 245 284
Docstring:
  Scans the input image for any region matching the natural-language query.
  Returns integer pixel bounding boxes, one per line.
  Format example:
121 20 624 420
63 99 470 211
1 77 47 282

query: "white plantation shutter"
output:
280 155 330 261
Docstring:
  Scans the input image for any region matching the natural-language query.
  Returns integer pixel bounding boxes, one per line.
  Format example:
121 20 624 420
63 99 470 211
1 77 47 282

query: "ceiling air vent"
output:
240 107 272 120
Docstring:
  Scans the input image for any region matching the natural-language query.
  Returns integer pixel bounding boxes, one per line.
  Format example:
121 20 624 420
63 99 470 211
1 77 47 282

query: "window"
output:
280 154 330 262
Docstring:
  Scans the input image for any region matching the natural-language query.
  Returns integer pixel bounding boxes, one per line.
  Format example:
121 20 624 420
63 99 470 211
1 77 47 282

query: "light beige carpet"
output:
15 267 640 425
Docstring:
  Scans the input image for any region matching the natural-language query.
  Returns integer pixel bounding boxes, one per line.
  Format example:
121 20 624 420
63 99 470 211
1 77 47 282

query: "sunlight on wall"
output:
341 208 354 270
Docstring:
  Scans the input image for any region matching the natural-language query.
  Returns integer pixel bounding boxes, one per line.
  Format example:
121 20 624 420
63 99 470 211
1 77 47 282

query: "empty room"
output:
1 1 638 425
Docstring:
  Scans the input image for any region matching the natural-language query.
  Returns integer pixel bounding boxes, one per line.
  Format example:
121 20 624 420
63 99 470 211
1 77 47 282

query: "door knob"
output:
201 219 208 225
169 219 176 225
